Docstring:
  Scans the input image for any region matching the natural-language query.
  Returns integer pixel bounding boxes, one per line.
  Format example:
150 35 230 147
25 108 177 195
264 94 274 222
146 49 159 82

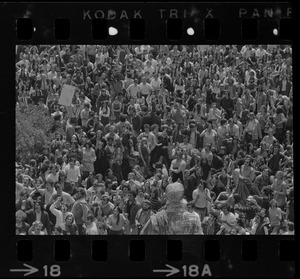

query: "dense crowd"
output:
15 45 294 235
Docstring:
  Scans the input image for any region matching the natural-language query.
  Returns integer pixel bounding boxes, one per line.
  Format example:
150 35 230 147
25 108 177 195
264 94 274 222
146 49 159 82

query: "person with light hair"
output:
16 210 30 235
28 220 46 235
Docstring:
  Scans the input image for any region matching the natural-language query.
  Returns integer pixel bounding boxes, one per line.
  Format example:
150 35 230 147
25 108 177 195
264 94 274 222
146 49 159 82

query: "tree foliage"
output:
16 104 54 164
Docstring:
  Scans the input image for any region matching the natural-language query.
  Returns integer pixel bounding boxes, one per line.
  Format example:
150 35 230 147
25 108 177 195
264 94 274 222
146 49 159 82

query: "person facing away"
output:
140 182 203 235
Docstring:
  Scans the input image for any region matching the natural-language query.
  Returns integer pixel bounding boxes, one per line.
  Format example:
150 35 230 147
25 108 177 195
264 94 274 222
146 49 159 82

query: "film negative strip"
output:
0 1 295 278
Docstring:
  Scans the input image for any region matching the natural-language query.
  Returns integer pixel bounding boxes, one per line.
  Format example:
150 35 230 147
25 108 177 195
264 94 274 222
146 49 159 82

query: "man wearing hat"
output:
135 199 153 235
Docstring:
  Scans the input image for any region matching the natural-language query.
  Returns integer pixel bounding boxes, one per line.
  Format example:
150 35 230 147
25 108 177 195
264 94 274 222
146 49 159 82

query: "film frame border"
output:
0 1 294 278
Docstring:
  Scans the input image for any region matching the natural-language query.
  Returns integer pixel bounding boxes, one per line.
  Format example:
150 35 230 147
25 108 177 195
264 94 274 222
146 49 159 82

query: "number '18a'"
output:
182 265 212 277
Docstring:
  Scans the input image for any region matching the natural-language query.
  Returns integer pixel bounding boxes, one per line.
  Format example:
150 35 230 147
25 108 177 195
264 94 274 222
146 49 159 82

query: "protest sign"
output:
58 84 76 107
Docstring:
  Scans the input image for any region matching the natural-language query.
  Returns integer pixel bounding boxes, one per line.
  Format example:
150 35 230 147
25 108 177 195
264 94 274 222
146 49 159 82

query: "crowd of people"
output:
15 44 294 235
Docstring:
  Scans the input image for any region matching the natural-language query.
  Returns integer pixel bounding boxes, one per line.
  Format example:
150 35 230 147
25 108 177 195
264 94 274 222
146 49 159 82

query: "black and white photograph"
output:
15 44 294 236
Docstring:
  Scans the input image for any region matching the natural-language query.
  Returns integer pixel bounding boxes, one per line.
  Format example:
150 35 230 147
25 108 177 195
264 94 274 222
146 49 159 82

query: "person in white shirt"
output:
49 182 75 207
95 46 109 66
84 215 99 235
46 165 59 183
59 45 66 58
134 45 143 57
64 158 81 184
241 45 255 59
52 71 63 90
150 73 162 91
50 196 69 229
137 124 156 152
127 79 141 99
123 74 134 90
104 125 120 141
144 60 155 77
30 181 57 206
51 104 64 121
186 201 204 234
127 98 141 115
207 102 222 124
140 77 153 98
47 65 57 80
126 172 141 193
141 45 151 53
245 67 257 84
147 54 158 70
282 222 294 235
226 118 240 138
179 136 193 155
16 54 31 71
218 204 237 233
192 182 212 222
255 45 269 61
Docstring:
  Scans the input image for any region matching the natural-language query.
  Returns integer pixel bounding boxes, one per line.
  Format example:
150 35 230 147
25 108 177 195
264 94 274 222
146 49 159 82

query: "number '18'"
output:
43 265 61 277
182 265 199 277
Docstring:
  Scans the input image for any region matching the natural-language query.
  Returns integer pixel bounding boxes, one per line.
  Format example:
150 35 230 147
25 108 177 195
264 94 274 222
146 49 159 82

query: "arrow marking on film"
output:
153 264 180 277
10 263 39 276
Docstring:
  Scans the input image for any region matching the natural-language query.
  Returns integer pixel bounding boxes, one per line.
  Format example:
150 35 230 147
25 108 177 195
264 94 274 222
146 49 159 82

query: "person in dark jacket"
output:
185 166 202 201
124 190 141 235
268 143 286 176
187 123 202 149
254 209 270 235
66 117 77 143
149 188 162 213
141 110 162 129
131 109 142 135
16 189 33 212
220 91 234 119
25 200 51 235
210 148 224 172
71 188 89 235
96 87 110 115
